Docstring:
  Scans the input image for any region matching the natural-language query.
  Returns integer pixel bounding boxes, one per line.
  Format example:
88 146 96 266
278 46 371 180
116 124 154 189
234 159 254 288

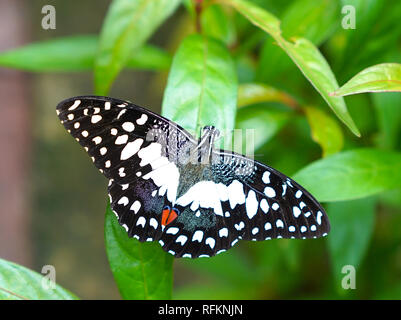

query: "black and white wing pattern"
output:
57 95 196 245
157 151 330 258
57 95 330 259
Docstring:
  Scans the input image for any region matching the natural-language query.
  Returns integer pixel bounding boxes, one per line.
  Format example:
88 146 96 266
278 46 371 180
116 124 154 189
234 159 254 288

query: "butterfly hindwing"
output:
211 150 330 242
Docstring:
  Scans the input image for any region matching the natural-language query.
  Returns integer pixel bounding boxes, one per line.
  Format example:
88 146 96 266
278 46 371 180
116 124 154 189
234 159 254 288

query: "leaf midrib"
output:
195 36 209 136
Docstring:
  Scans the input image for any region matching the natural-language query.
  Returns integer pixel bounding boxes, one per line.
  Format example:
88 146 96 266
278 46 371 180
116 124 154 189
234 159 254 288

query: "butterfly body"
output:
57 96 330 258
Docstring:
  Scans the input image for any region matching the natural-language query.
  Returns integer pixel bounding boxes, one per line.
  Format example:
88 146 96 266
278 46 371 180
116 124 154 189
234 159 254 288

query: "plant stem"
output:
195 0 203 33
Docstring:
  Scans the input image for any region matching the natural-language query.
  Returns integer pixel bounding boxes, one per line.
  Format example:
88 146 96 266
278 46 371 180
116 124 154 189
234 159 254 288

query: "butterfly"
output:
57 96 330 259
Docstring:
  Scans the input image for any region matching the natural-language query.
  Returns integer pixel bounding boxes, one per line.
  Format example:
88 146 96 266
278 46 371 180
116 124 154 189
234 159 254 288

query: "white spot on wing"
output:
91 115 102 123
219 228 228 238
92 136 102 145
192 230 204 242
262 171 271 184
246 190 258 219
117 196 129 206
176 235 187 245
100 147 107 155
136 114 148 125
130 200 141 213
264 187 276 198
120 139 143 160
293 206 301 218
68 100 81 110
149 218 158 229
122 122 135 132
260 198 269 213
136 217 146 227
115 135 128 145
317 211 323 225
206 237 215 249
166 227 179 235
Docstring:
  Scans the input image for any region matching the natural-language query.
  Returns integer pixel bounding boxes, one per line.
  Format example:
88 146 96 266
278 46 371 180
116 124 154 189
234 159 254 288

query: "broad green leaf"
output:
278 38 360 137
237 83 298 108
305 106 344 157
293 149 401 202
219 0 360 136
95 0 180 95
236 105 290 150
327 197 376 291
0 258 77 300
162 34 238 136
372 92 401 149
201 4 236 46
330 63 401 97
0 35 171 72
105 204 173 300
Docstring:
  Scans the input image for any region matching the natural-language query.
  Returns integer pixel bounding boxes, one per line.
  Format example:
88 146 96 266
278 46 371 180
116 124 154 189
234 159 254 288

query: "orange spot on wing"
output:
161 208 170 226
167 209 178 225
161 208 178 226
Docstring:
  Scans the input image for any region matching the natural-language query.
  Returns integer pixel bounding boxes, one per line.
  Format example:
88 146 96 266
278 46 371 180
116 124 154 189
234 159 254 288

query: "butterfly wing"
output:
57 96 196 242
157 150 330 258
211 150 330 240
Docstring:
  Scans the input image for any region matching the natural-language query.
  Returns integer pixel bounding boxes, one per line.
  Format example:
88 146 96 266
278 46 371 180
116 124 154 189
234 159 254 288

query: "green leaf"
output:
293 148 401 202
304 106 344 157
161 34 238 136
237 83 298 108
330 63 401 97
201 4 236 46
95 0 180 95
0 258 78 300
236 105 290 150
219 0 360 136
327 197 376 289
278 37 360 137
0 35 171 72
219 0 281 36
104 204 173 300
0 35 97 72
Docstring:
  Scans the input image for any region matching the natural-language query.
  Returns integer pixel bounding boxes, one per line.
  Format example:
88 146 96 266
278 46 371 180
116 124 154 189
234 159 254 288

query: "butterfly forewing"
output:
57 96 330 259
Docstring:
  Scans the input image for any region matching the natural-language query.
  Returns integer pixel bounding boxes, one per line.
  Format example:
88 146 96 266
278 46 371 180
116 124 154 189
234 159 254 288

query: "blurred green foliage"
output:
1 0 401 300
